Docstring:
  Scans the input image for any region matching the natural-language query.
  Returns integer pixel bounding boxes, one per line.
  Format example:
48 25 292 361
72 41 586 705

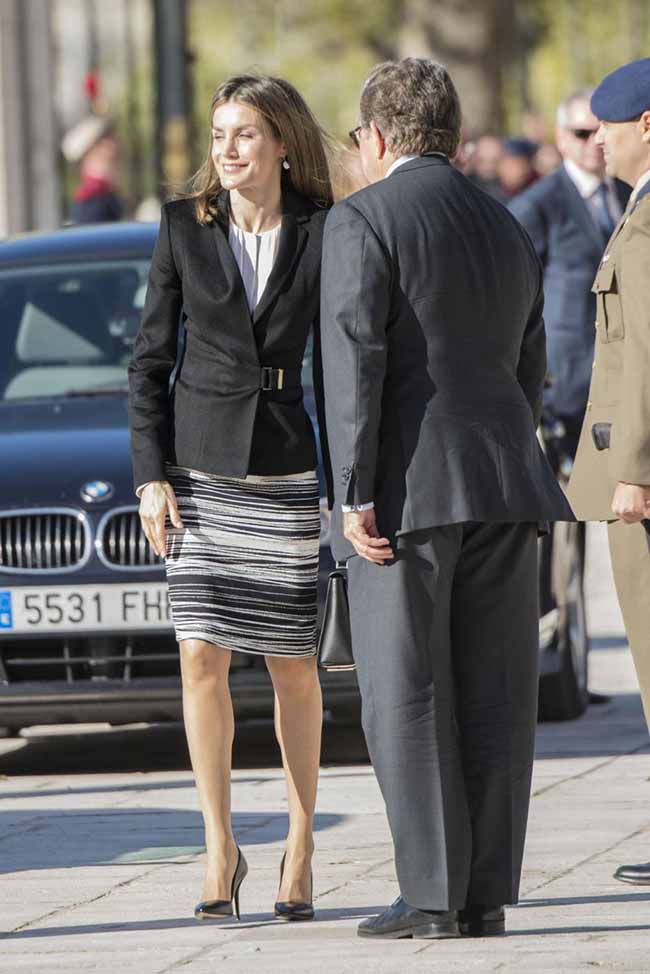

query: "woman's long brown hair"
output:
187 74 335 223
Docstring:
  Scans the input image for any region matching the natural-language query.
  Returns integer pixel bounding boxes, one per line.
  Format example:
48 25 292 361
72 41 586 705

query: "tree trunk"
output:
392 0 518 135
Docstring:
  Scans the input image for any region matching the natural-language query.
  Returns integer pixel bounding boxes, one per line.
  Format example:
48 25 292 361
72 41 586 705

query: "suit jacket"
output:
568 184 650 521
321 155 574 559
128 190 332 499
509 166 630 417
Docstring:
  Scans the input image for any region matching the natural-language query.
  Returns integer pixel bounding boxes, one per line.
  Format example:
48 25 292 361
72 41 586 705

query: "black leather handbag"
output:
317 562 355 671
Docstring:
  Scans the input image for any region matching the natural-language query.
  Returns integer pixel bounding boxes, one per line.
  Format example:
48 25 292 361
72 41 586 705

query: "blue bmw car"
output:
0 221 361 733
0 221 587 731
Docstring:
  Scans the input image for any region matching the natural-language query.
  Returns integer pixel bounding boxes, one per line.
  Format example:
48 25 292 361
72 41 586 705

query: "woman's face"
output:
211 100 286 194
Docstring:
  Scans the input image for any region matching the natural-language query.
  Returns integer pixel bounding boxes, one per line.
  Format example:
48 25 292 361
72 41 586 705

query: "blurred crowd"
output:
60 108 567 225
458 125 562 205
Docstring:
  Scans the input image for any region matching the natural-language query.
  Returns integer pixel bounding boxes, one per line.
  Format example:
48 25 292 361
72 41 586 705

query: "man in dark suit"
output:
321 58 573 941
510 90 630 459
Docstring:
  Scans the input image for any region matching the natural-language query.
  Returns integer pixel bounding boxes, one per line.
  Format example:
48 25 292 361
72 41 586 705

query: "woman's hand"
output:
139 481 184 557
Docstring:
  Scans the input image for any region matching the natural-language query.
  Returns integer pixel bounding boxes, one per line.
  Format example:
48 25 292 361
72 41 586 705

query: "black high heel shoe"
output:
194 847 248 921
274 851 315 921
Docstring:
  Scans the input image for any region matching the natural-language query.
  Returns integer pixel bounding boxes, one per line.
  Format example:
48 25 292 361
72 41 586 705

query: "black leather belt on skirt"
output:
259 366 302 392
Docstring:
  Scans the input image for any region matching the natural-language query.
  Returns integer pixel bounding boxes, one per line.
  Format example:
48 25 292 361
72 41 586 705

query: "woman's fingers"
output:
139 481 179 557
153 514 167 556
164 485 184 529
142 513 166 557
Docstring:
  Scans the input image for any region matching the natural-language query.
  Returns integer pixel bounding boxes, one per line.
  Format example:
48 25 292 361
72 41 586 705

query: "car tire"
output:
538 521 589 722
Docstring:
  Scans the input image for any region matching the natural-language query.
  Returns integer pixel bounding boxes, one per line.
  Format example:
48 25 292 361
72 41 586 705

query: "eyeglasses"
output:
349 126 363 149
569 128 598 141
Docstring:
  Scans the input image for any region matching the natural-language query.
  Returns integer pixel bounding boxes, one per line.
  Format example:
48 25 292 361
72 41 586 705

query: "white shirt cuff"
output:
341 502 375 513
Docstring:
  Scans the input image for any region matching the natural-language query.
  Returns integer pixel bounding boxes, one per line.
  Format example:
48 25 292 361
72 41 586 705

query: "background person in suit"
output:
510 92 630 709
129 74 332 921
510 90 630 462
567 58 650 887
321 57 573 942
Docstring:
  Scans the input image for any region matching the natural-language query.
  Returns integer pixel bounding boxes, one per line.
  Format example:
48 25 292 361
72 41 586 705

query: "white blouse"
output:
228 221 282 312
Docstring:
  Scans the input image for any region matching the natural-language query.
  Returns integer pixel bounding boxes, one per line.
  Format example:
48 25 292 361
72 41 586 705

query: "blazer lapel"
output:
210 197 251 313
558 167 603 253
252 202 307 325
208 190 308 329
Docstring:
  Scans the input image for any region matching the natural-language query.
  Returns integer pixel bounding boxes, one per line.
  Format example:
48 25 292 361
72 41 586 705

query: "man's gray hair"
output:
360 58 462 158
556 89 594 128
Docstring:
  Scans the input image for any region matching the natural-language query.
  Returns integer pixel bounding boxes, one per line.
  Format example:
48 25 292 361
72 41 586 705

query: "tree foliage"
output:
188 0 650 151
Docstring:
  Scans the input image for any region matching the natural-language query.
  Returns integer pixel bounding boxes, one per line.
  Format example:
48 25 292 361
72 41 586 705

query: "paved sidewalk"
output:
1 524 650 973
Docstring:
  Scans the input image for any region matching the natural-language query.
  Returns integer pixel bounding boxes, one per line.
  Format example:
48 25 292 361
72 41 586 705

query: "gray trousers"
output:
348 521 539 911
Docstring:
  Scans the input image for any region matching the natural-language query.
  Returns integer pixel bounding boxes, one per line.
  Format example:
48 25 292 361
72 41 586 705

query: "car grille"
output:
99 508 161 568
0 633 180 683
0 510 89 572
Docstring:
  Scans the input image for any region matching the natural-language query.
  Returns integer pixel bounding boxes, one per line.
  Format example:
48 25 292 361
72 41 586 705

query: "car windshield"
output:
0 259 150 402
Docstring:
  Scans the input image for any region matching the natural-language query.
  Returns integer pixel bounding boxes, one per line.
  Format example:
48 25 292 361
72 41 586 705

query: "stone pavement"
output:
1 524 650 973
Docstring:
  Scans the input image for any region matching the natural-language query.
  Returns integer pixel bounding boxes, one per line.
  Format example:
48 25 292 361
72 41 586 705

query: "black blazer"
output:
128 190 331 498
509 166 630 417
320 156 574 559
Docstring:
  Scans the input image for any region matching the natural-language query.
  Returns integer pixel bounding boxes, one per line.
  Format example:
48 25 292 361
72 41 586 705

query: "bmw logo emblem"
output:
81 480 114 503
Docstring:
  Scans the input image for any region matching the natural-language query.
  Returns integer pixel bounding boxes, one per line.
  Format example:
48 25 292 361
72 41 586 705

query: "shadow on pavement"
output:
534 692 649 759
0 808 345 874
507 924 650 936
521 891 650 907
2 905 385 939
5 914 650 941
590 636 629 651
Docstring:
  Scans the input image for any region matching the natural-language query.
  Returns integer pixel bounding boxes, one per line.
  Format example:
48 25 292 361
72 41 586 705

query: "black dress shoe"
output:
588 691 611 705
274 852 315 921
459 905 505 937
614 862 650 885
358 897 459 939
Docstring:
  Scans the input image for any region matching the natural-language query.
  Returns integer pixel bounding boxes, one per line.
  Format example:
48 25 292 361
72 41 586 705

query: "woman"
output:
128 74 333 921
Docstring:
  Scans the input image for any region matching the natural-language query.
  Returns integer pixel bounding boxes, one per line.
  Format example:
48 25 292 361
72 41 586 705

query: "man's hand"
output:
139 481 184 556
343 509 394 564
611 482 650 523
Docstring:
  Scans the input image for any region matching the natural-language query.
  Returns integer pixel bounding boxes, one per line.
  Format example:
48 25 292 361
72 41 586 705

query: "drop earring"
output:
282 158 290 171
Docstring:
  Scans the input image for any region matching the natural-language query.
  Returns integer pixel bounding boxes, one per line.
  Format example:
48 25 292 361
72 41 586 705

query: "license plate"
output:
0 583 172 634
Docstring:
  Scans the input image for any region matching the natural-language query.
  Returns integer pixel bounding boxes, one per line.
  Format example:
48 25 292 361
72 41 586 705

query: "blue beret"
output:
591 58 650 122
503 137 537 159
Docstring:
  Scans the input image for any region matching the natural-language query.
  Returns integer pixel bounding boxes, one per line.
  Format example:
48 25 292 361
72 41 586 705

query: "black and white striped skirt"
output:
164 465 321 658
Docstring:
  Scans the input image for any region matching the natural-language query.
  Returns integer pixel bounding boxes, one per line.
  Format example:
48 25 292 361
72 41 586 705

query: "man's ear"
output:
639 110 650 144
369 120 387 160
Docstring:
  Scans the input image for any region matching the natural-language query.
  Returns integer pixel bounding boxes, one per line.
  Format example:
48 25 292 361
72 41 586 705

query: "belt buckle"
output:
261 367 284 391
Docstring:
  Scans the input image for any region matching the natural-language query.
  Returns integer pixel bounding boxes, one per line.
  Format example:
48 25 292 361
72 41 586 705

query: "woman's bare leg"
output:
180 638 239 901
265 655 322 902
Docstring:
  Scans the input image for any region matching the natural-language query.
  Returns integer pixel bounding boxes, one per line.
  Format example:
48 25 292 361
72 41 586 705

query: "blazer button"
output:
595 320 599 329
587 401 593 410
592 362 596 370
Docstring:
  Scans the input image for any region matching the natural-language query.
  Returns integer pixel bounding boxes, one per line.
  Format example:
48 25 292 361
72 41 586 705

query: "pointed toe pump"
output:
194 847 248 921
274 852 315 921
